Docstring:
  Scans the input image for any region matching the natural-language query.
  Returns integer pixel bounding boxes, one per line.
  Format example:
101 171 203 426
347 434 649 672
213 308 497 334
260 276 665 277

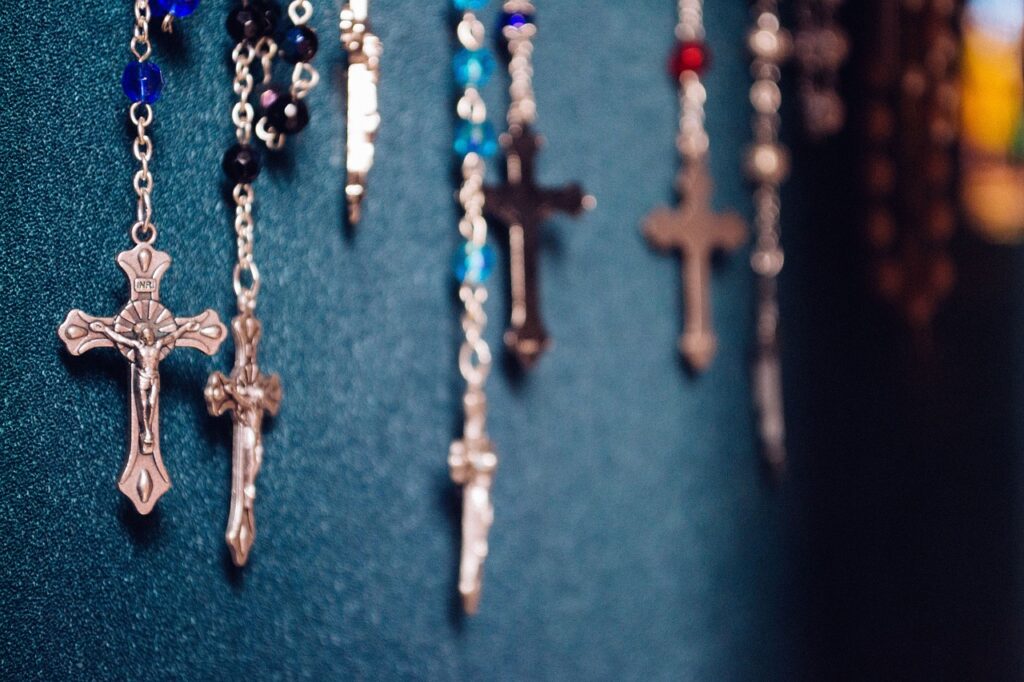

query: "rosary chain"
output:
289 1 321 100
747 1 788 282
674 0 708 163
130 0 155 245
231 41 261 313
455 9 493 401
503 1 537 127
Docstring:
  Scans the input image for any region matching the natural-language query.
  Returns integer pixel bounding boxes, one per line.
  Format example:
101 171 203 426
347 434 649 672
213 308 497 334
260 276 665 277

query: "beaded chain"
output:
671 0 711 164
500 2 537 128
219 0 321 306
451 2 497 452
448 0 501 616
223 1 321 151
746 1 791 473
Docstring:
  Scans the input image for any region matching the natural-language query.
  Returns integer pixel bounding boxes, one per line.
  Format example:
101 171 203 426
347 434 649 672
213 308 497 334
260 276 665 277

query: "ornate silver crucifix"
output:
205 314 281 566
58 244 227 513
644 163 747 371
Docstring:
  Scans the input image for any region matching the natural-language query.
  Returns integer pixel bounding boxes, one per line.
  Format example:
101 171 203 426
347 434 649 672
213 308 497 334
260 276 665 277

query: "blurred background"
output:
2 0 1024 679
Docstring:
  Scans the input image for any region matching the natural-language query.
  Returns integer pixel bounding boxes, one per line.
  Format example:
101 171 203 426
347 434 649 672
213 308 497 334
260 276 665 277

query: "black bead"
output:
254 82 287 118
280 26 318 64
222 144 262 183
266 95 310 134
226 2 278 43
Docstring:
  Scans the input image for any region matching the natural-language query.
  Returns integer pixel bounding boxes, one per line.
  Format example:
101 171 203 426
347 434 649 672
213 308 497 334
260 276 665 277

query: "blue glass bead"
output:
500 10 534 30
150 0 200 18
453 0 488 10
454 121 498 158
453 48 496 87
281 26 319 64
121 62 164 104
453 241 496 285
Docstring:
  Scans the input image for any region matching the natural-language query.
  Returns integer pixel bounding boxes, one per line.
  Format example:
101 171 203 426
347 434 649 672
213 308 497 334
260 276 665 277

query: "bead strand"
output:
449 0 500 615
499 1 537 128
747 0 790 472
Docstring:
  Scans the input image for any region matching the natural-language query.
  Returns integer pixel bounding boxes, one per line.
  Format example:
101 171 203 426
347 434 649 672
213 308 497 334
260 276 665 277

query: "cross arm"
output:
482 185 520 228
172 310 227 355
643 207 685 252
259 373 282 417
714 211 749 251
541 184 588 217
58 310 117 355
204 371 238 417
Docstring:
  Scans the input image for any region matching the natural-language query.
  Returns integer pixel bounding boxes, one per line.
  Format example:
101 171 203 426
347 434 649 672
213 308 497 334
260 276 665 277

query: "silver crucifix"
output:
340 0 382 225
644 162 747 371
205 314 281 566
58 244 227 514
449 387 498 615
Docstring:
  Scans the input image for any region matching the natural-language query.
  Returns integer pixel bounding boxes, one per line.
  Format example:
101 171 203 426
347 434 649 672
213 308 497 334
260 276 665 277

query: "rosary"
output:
52 0 874 607
204 0 321 566
59 0 227 515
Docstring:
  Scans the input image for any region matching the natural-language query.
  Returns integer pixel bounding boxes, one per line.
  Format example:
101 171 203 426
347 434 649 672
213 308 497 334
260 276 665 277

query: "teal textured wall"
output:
8 1 1021 680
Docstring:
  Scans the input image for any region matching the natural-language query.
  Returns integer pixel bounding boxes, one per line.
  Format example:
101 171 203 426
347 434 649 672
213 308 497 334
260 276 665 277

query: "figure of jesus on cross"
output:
205 314 281 566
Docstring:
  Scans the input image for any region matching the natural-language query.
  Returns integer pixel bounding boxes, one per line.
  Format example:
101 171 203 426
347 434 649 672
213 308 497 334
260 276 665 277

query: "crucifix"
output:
58 244 227 514
643 162 747 371
448 387 498 615
484 125 593 368
340 0 382 225
205 314 281 566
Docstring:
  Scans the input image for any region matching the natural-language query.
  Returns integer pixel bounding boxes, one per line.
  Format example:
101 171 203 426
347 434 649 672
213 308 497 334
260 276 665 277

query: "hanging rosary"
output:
483 1 593 369
205 0 319 566
58 0 226 515
643 0 746 372
746 1 791 472
863 0 959 330
448 0 500 616
340 0 382 225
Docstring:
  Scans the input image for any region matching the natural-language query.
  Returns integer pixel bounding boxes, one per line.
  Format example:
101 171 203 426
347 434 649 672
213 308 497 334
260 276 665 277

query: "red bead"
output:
668 41 710 79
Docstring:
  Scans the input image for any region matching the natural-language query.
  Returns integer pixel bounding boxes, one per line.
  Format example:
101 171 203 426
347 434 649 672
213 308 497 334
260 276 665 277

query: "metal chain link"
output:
129 0 155 244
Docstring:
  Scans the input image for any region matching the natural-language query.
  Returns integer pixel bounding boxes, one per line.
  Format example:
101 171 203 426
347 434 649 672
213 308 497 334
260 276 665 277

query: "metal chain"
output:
502 1 537 127
455 8 493 418
675 0 708 163
289 0 320 100
231 41 261 313
129 0 156 245
747 1 788 279
676 0 705 42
